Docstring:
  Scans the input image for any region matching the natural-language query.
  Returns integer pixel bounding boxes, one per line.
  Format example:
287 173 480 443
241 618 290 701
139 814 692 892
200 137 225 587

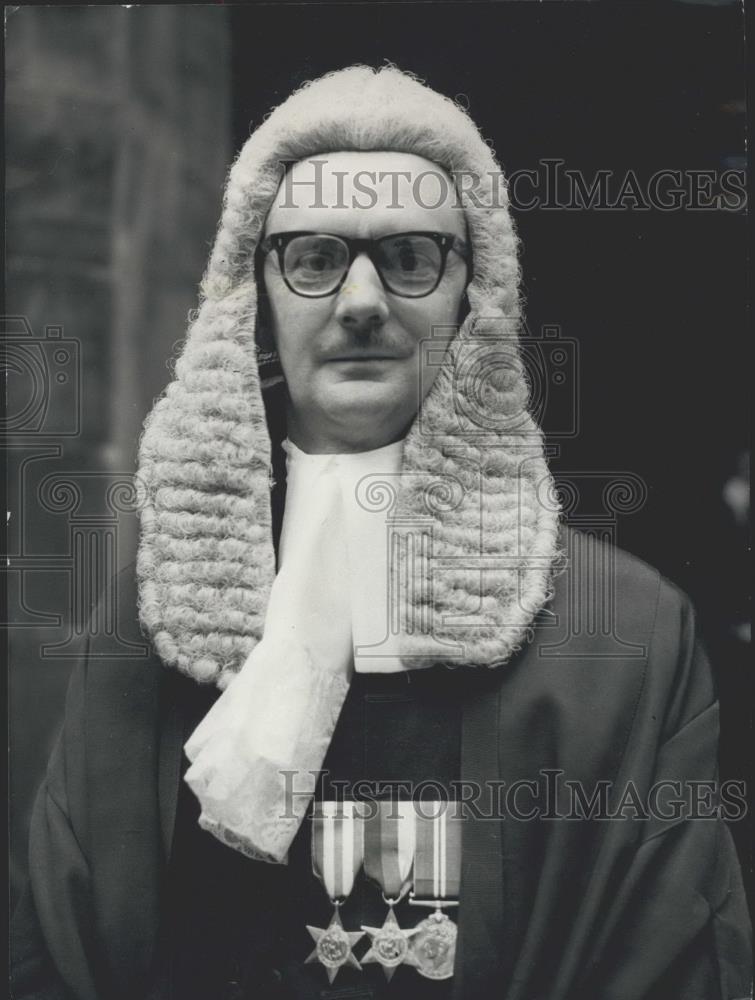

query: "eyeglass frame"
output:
257 230 471 299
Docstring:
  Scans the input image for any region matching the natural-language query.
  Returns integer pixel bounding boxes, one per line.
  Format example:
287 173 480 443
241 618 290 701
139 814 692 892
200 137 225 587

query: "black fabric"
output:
151 668 463 1000
10 528 753 1000
10 880 74 1000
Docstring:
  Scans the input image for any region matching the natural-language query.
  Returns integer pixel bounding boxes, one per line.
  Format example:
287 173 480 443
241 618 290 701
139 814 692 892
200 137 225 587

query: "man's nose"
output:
334 254 390 331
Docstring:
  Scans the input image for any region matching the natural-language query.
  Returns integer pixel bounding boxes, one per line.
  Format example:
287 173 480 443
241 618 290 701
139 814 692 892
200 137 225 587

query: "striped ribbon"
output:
412 801 462 901
311 801 365 901
363 800 416 901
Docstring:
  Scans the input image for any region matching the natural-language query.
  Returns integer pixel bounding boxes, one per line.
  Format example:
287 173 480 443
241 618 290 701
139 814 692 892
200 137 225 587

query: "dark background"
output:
7 2 750 906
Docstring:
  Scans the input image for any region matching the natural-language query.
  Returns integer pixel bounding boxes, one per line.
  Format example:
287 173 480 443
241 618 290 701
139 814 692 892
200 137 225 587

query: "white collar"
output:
184 432 409 862
281 435 405 466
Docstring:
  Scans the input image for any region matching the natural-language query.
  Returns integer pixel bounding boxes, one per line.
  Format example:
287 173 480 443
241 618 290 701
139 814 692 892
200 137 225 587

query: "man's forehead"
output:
264 150 466 239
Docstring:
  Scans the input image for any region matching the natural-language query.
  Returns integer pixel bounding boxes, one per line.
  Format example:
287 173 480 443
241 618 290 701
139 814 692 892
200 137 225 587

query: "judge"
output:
11 65 751 1000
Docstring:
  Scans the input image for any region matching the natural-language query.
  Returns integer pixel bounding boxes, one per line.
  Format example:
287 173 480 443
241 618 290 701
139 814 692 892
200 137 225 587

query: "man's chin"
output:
310 384 416 448
322 379 418 417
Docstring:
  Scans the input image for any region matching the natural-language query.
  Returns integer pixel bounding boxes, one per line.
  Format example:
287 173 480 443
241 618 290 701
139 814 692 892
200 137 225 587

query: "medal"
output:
305 801 365 983
360 801 418 980
407 800 462 981
306 907 365 982
408 908 457 980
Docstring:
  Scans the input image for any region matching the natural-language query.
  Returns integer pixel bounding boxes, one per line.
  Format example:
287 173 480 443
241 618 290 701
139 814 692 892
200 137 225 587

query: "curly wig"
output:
137 65 561 688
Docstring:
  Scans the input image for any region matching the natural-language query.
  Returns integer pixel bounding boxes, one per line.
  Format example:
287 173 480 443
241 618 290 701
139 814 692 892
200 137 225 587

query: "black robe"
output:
10 527 752 1000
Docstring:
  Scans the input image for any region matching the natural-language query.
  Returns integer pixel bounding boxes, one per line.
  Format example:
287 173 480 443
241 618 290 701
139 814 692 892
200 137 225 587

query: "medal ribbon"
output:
412 800 462 901
363 800 416 901
312 801 365 901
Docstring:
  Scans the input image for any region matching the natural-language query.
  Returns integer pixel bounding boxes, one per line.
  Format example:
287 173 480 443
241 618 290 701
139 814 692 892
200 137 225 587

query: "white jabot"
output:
279 436 406 674
184 436 406 864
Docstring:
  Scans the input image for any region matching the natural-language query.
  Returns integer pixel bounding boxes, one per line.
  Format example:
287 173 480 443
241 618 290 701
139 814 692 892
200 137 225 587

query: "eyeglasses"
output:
258 231 470 299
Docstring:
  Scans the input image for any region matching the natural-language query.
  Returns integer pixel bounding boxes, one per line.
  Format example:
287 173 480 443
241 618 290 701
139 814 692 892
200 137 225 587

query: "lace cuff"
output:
184 635 351 864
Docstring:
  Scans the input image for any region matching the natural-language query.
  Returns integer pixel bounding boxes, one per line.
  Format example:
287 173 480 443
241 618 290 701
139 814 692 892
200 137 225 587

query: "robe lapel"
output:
86 655 163 1000
453 672 507 1000
158 669 188 863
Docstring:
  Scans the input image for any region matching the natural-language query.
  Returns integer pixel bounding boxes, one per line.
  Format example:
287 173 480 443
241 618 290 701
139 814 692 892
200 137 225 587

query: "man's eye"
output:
396 248 433 272
389 247 436 278
295 252 337 272
381 238 439 278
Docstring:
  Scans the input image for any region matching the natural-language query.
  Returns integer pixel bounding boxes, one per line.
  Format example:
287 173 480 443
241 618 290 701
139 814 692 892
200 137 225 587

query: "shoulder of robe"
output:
79 561 184 727
549 523 694 658
506 524 704 756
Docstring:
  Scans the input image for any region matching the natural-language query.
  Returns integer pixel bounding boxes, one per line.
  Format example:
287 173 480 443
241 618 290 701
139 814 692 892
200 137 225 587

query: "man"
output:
11 65 751 1000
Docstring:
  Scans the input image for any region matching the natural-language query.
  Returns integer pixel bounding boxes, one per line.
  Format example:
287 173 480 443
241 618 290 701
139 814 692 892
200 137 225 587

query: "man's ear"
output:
255 285 277 353
457 289 471 327
255 257 284 386
254 248 277 347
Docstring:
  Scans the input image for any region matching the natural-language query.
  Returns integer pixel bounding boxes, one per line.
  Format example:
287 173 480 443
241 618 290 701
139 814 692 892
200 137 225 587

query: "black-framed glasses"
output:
258 231 470 299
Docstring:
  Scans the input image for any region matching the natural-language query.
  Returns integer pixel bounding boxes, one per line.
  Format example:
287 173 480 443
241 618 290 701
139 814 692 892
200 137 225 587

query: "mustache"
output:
320 327 416 359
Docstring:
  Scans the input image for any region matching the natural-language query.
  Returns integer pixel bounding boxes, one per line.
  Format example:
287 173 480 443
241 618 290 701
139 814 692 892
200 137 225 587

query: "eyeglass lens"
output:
282 234 444 296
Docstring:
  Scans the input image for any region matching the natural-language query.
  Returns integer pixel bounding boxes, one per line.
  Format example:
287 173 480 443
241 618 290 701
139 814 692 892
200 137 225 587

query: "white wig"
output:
137 65 561 688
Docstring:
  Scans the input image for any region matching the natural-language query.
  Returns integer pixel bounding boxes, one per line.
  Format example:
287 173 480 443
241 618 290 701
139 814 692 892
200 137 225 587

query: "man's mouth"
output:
325 347 411 362
327 354 400 362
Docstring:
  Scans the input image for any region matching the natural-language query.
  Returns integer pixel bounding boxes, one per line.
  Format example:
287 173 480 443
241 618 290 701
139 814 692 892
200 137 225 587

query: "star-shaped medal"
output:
361 907 420 981
305 908 364 984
